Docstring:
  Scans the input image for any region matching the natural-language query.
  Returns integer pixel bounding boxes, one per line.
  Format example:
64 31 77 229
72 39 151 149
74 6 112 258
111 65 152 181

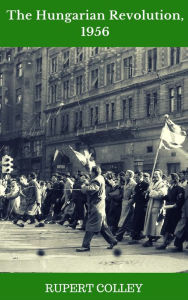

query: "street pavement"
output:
0 220 188 273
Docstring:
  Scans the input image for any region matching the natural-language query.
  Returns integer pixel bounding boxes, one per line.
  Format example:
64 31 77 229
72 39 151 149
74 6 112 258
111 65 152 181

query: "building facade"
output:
0 47 188 178
45 47 188 177
0 47 47 178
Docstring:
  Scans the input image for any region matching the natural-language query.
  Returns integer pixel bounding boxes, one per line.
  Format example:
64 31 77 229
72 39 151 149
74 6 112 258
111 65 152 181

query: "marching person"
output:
76 166 117 252
115 170 136 241
24 172 41 224
4 180 20 221
173 173 188 252
156 173 185 250
143 169 168 247
129 171 149 244
107 172 124 235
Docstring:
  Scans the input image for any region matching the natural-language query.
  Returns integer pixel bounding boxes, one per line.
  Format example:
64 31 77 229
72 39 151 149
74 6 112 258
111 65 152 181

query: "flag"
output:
69 146 96 170
69 146 87 166
160 117 186 150
53 149 60 161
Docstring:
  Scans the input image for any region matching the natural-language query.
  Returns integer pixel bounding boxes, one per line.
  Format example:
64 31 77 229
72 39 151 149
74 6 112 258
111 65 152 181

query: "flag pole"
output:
151 114 169 179
151 139 162 179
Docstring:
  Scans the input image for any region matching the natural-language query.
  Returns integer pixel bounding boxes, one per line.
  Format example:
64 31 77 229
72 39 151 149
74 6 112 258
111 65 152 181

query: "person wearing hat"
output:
156 173 185 250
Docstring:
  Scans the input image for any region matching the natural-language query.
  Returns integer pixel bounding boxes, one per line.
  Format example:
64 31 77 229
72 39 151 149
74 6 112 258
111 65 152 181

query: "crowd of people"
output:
0 166 188 253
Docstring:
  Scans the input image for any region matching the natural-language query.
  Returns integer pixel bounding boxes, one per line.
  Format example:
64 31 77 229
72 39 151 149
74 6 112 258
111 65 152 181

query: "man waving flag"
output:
160 115 186 150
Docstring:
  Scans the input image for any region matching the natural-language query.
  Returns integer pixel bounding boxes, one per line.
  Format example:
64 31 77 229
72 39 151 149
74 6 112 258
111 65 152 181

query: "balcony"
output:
76 119 136 144
77 119 136 136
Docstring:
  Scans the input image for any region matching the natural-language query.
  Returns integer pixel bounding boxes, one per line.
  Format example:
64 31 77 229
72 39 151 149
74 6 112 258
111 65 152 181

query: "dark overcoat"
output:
132 181 149 233
161 184 185 235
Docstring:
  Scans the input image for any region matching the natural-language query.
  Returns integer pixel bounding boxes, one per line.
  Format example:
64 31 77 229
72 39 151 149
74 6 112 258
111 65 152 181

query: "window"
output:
128 98 133 119
170 47 180 66
62 113 69 133
147 146 153 153
49 117 57 136
66 114 69 131
169 86 182 113
16 63 23 77
76 48 83 63
177 86 182 112
50 84 57 103
169 88 175 113
106 104 109 122
76 75 83 95
107 63 115 84
0 73 3 87
36 84 42 100
36 113 42 128
34 101 41 112
74 112 79 131
34 140 42 156
147 48 157 72
15 115 21 128
90 107 94 126
124 56 133 79
122 99 126 119
36 57 42 73
51 57 57 73
91 47 99 56
79 111 83 128
63 50 70 68
146 94 151 117
6 50 11 62
146 92 158 116
95 106 99 125
17 47 23 52
61 115 65 133
16 88 22 104
63 80 69 99
153 92 158 115
111 103 115 121
91 69 98 89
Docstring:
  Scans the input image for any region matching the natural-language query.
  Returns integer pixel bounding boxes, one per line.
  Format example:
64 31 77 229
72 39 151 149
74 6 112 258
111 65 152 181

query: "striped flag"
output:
160 117 186 150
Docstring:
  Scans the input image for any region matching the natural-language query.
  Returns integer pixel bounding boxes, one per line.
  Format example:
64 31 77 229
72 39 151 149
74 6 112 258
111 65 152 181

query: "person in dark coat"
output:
107 173 124 235
69 173 87 229
129 171 149 243
156 173 185 250
76 166 117 252
173 175 188 252
24 172 41 224
104 171 116 223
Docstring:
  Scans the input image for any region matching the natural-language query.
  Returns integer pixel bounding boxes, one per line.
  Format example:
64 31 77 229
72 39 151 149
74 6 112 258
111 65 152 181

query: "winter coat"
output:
118 179 136 227
84 175 106 232
143 179 168 236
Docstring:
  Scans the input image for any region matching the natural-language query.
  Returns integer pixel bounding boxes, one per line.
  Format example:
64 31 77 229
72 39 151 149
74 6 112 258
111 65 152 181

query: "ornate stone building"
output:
45 47 188 177
0 47 188 178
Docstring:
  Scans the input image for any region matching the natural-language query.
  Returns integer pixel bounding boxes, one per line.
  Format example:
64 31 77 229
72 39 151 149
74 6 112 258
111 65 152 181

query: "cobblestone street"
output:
0 221 188 273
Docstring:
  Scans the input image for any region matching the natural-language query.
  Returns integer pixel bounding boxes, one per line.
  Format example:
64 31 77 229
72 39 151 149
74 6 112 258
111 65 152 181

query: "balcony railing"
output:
76 119 136 136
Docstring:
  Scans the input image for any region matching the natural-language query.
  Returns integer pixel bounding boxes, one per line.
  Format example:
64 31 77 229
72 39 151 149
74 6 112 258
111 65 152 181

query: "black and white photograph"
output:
0 47 188 273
